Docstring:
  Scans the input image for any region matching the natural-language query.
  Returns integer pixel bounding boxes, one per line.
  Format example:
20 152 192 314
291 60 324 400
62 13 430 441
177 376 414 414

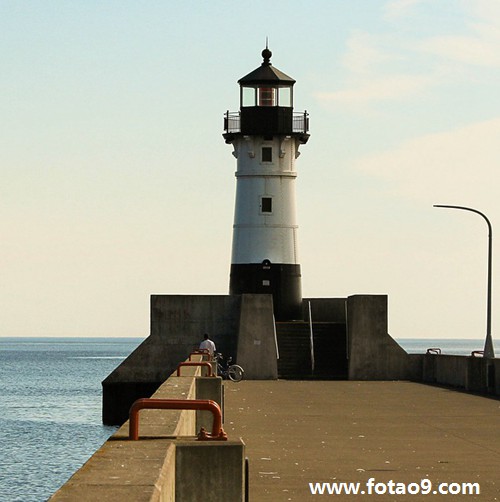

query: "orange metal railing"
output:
176 361 214 377
189 351 212 361
129 398 227 441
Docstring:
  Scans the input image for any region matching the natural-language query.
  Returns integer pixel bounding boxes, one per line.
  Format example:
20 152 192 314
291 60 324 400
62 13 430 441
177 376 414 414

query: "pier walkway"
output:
224 381 499 501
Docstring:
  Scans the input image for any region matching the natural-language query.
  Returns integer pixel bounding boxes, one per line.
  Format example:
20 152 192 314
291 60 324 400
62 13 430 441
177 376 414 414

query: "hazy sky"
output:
2 0 500 343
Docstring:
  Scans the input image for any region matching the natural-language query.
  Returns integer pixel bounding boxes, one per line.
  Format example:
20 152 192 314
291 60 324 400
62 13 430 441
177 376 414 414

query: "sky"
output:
1 0 500 345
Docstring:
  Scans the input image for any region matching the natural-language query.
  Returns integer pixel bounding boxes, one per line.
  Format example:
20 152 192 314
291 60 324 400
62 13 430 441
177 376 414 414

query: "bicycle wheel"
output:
227 364 244 382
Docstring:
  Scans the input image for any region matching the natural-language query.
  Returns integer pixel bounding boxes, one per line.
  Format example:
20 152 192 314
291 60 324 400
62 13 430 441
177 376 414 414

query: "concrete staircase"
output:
276 321 348 379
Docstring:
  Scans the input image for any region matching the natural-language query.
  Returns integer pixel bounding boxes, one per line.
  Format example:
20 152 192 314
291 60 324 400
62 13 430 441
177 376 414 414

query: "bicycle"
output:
215 353 244 382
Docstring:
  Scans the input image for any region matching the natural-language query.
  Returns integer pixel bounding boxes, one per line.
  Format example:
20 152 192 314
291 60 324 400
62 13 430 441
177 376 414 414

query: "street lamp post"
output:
434 205 495 358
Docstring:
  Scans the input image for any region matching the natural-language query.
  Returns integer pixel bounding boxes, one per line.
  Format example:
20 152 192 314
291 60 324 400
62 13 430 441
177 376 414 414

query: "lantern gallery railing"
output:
224 111 309 134
292 111 310 134
224 112 241 133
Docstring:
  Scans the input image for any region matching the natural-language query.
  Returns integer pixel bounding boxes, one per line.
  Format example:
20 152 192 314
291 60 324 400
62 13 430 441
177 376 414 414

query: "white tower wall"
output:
231 136 300 265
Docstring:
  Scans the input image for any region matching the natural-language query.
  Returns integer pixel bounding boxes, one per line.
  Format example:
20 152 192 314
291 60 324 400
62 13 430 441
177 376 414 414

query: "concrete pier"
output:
224 380 500 501
102 294 427 424
52 369 499 501
51 360 246 501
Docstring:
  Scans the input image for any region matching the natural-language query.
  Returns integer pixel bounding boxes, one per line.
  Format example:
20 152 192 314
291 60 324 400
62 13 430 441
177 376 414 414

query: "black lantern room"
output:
224 48 309 142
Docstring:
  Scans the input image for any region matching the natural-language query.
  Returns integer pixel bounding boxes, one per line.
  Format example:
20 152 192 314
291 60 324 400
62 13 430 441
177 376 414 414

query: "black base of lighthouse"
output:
229 263 302 321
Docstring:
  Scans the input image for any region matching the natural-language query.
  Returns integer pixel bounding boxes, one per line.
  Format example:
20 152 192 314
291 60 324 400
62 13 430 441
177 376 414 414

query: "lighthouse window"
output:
242 87 256 107
278 87 292 107
262 147 272 162
261 197 272 213
258 87 277 106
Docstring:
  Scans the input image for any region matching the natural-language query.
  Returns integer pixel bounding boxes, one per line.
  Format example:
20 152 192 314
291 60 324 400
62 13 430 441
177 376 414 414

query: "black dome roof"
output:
238 48 295 86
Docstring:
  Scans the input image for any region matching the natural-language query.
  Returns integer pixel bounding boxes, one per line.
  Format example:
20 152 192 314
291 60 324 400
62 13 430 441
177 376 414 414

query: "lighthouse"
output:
223 47 309 321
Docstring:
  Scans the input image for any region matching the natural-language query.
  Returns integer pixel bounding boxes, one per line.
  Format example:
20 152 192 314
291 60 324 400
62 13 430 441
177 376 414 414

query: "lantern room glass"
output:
242 87 256 107
278 87 292 107
258 87 276 106
241 85 293 107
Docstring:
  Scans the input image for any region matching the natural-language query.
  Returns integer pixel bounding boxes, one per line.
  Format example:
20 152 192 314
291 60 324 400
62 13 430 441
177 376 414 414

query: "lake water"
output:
0 337 144 502
0 336 496 501
396 337 492 356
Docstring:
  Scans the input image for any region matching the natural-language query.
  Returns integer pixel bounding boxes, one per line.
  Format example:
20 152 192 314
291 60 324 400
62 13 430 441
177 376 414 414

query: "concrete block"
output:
466 356 488 392
422 354 437 383
435 355 468 388
494 359 500 396
195 377 223 432
236 294 278 379
175 440 245 502
408 353 423 381
347 295 415 380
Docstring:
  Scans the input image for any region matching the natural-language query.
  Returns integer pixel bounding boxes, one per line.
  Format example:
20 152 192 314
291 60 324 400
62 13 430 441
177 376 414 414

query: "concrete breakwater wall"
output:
422 353 500 395
102 294 425 426
50 357 246 502
100 293 499 429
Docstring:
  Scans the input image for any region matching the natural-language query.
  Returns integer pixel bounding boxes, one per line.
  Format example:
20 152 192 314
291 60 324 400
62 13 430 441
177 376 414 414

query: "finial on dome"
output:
262 38 272 66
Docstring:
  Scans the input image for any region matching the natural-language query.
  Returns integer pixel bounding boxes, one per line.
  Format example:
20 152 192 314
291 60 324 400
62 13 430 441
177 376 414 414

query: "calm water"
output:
0 336 496 502
0 337 144 502
396 337 496 356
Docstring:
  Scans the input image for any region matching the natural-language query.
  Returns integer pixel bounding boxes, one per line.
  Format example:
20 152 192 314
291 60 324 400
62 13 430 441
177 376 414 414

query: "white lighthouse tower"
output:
223 47 309 321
